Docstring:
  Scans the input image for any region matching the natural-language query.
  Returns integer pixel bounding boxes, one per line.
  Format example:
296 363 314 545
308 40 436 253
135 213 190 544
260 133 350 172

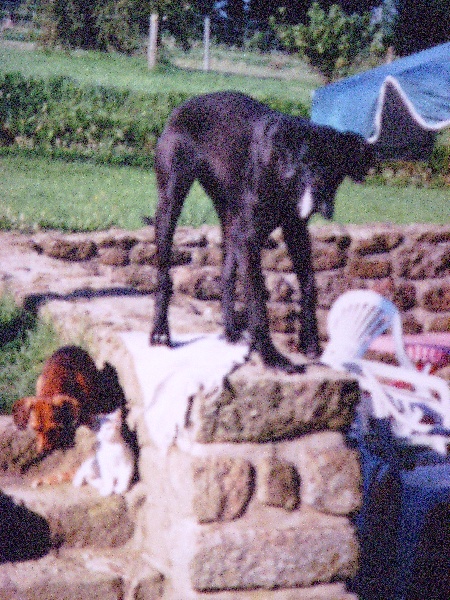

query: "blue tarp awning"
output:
311 42 450 160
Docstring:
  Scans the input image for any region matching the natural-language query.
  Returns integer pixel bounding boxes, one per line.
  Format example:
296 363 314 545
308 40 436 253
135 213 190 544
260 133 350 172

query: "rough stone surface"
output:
193 457 254 523
0 417 39 474
297 432 362 515
194 360 360 443
191 515 358 591
201 584 358 599
256 457 299 510
0 224 448 599
0 549 164 600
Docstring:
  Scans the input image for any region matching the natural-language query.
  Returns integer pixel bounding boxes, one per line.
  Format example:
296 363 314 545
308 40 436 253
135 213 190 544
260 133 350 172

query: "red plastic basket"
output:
405 343 450 374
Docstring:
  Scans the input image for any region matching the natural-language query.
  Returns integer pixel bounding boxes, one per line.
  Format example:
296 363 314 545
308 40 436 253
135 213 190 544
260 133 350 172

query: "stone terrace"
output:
0 223 448 599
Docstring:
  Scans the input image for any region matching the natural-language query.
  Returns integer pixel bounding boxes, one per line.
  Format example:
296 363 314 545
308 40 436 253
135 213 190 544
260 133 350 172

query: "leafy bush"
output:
273 2 382 82
0 72 309 166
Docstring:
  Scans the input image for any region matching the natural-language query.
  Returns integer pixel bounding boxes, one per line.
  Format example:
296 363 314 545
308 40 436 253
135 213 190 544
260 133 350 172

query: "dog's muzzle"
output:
298 185 334 221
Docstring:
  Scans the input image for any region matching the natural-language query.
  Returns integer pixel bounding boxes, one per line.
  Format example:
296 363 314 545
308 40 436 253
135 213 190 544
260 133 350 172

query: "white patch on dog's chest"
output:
298 185 314 220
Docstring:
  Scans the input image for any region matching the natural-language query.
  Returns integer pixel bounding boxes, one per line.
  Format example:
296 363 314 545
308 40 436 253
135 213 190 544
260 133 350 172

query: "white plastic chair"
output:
321 290 450 453
321 289 415 371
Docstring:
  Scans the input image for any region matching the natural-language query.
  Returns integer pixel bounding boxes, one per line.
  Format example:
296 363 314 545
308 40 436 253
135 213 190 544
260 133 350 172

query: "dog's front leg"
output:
238 218 304 373
282 219 321 359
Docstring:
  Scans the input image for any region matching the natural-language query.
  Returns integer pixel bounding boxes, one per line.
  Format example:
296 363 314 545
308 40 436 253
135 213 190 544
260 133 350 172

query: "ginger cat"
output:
12 346 109 454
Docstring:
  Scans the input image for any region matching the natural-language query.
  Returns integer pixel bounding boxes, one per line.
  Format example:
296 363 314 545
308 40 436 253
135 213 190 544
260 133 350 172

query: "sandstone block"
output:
201 582 358 599
351 232 403 255
38 238 97 261
98 247 130 266
297 432 361 515
312 244 346 271
129 242 157 265
396 245 450 279
348 257 391 279
174 227 208 247
194 364 359 443
256 457 299 510
190 515 358 590
193 457 253 523
421 284 450 312
262 245 293 272
0 554 123 600
0 417 39 474
124 266 158 292
268 303 299 334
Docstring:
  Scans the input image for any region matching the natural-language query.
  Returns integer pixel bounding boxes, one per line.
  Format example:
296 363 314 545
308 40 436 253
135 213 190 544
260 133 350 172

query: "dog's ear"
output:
271 122 308 182
52 395 81 427
12 397 36 429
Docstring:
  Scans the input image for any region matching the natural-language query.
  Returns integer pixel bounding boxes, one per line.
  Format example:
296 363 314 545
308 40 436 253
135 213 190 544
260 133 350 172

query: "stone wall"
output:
6 222 448 598
33 221 450 338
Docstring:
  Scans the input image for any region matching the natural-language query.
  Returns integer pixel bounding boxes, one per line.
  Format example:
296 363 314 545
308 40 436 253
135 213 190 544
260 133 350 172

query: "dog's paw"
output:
260 349 306 375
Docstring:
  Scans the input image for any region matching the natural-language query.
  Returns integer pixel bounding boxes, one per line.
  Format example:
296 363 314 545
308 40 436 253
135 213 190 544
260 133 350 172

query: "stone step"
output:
0 548 164 600
1 479 135 554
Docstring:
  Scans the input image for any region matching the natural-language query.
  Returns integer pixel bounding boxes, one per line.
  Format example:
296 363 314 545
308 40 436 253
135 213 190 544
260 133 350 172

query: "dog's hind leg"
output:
150 134 196 346
282 218 320 359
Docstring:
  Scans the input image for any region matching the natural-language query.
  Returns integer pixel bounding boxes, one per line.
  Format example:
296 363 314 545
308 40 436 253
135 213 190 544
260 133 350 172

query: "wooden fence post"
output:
203 16 210 72
148 13 158 70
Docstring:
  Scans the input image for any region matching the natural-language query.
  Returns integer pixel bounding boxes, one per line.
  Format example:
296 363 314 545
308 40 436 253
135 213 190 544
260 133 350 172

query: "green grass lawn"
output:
0 42 320 106
1 153 448 231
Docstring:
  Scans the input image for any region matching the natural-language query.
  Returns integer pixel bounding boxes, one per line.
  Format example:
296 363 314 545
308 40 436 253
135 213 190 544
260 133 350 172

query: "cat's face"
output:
94 409 122 442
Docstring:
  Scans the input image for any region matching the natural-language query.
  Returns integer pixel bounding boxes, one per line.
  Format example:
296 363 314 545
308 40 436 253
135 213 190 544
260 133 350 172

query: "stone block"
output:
0 554 123 600
256 457 299 510
297 432 361 515
262 245 293 272
312 244 346 271
0 417 39 474
38 237 97 261
351 232 403 255
194 363 359 443
348 256 391 279
421 284 450 312
268 303 299 334
98 247 130 266
193 457 254 523
190 514 358 591
396 245 450 279
129 242 157 265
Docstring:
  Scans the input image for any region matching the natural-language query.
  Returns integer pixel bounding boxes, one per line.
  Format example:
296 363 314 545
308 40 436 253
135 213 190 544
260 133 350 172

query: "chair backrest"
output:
321 289 414 370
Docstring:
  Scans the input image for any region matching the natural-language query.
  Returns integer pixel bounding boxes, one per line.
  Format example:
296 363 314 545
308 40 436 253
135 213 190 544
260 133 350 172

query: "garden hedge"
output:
0 72 309 168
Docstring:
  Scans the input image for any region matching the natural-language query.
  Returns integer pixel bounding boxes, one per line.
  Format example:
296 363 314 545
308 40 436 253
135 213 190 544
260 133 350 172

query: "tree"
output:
38 0 215 53
273 2 380 82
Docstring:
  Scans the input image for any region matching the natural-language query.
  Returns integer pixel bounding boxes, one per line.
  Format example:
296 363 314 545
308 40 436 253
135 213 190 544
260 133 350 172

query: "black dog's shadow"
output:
0 491 51 563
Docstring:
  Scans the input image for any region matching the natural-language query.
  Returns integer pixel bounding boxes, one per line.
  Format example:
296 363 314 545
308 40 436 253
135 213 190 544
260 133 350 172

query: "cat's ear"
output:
52 394 81 426
12 397 36 429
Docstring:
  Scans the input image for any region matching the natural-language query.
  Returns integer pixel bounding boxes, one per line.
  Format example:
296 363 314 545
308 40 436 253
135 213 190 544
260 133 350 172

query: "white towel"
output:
120 332 249 452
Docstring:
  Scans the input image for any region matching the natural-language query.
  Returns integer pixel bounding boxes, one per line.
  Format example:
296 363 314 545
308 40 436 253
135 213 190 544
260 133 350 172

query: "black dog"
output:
150 91 374 372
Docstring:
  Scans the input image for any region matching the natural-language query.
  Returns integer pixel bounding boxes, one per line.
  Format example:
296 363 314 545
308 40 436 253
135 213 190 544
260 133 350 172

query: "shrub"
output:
0 72 309 167
273 2 382 82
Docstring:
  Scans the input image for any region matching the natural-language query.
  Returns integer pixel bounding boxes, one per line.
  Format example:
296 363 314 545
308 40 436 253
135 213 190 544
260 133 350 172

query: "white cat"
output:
73 409 134 496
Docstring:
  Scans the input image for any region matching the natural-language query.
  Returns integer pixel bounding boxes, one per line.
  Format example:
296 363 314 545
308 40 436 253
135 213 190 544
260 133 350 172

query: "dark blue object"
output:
349 395 450 599
311 43 450 160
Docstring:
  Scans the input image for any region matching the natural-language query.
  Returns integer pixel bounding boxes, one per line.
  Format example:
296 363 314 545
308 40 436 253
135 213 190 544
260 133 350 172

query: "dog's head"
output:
272 122 375 221
12 395 81 453
299 129 375 221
